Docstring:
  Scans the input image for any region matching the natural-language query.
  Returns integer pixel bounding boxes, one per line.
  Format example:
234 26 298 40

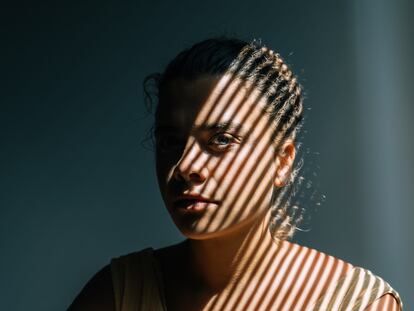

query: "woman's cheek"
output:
214 146 252 183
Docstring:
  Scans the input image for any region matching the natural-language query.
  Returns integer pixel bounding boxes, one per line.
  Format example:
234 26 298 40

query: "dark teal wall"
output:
1 1 411 310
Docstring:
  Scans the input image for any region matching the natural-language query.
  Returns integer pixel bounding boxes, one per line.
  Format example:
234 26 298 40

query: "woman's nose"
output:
173 141 209 184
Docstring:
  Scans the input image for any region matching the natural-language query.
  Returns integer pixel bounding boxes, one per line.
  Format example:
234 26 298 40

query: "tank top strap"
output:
110 248 167 311
308 266 403 310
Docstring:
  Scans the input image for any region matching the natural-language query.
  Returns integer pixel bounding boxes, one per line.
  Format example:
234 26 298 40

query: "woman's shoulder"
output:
67 264 114 311
270 240 354 308
67 247 155 311
110 247 154 267
281 241 402 310
278 240 355 283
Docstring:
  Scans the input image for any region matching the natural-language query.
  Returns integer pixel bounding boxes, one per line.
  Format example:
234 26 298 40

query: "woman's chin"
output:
176 225 228 240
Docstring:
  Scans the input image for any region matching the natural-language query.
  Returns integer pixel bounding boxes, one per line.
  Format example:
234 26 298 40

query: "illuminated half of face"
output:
155 73 295 240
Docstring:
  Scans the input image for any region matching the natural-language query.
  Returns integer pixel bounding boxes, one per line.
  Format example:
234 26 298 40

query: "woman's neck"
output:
185 211 280 293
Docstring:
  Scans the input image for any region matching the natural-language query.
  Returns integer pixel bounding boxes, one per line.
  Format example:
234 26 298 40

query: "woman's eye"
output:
208 133 236 149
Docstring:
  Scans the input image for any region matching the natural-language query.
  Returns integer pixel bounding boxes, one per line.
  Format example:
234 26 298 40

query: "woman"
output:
68 37 403 310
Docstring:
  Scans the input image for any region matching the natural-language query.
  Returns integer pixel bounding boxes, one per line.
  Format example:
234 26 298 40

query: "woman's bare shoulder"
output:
281 242 403 309
274 241 354 305
281 240 355 271
67 264 115 311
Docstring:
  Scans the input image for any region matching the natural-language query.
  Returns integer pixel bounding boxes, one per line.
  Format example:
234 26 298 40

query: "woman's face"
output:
155 74 293 240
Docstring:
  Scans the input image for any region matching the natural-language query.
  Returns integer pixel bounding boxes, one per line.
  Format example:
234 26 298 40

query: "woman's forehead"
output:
157 74 269 132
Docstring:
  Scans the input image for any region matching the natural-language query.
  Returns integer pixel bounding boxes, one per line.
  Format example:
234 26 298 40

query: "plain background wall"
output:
1 1 412 310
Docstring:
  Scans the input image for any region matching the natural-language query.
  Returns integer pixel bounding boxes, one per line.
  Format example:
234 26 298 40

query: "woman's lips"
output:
173 198 218 212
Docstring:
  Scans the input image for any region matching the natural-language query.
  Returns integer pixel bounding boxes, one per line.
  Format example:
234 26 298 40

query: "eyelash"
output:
155 132 238 153
208 133 237 150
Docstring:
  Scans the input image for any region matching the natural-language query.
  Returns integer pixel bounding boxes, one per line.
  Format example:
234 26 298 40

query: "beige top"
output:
110 248 403 311
111 248 167 311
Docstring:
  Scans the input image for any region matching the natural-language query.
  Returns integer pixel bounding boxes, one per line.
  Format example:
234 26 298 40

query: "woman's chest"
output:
163 256 352 311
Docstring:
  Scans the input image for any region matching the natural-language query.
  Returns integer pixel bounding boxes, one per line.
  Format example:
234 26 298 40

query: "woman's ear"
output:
274 139 296 187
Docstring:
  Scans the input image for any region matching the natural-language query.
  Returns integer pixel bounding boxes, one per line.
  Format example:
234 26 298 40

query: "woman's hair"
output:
143 36 306 241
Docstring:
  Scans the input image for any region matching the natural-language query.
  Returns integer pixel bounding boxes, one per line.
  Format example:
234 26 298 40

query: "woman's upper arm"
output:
67 264 115 311
364 293 402 311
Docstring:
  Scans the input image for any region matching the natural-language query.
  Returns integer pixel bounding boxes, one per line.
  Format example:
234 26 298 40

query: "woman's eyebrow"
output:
155 122 246 134
196 121 245 133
